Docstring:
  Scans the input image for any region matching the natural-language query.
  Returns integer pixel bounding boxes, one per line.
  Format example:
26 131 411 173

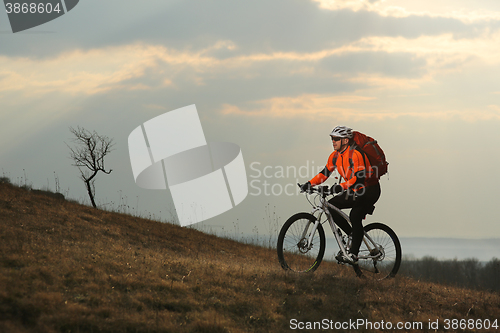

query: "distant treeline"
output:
399 257 500 291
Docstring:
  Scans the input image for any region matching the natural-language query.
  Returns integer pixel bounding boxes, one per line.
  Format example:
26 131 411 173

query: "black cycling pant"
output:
328 182 381 256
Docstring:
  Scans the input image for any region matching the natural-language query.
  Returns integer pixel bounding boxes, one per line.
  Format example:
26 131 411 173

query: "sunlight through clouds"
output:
311 0 389 13
0 45 176 96
355 33 500 64
220 94 500 121
3 31 500 98
311 0 500 22
221 94 376 118
2 28 500 129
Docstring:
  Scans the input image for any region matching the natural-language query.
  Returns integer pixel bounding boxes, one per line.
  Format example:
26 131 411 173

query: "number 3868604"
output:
5 3 62 14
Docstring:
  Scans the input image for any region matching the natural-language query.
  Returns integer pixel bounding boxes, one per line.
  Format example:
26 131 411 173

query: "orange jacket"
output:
309 146 376 192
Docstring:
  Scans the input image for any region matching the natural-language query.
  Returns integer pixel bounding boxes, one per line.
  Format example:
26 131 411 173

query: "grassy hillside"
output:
0 182 499 332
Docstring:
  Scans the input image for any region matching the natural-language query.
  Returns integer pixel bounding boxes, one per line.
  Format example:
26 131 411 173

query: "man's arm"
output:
309 152 337 186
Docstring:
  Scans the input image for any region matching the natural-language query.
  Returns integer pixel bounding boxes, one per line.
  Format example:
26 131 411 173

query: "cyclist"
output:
300 125 381 268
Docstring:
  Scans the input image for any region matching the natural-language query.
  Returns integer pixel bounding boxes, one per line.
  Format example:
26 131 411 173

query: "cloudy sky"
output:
1 0 500 255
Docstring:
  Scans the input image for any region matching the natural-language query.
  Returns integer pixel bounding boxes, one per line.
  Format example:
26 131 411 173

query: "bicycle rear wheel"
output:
277 213 325 273
356 222 401 280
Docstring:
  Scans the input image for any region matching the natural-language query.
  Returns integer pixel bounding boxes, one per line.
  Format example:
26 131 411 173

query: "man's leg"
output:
349 183 381 256
348 206 366 256
328 194 354 236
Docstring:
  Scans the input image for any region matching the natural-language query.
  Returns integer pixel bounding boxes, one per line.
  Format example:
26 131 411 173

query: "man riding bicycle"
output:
300 126 381 268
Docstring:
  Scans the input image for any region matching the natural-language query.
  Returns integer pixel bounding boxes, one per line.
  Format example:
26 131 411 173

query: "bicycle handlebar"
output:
297 183 331 196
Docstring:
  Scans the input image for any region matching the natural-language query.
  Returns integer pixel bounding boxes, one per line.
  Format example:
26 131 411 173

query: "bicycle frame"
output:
304 191 384 262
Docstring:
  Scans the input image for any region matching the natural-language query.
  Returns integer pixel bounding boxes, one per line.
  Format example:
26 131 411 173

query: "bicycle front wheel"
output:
357 222 402 280
277 213 326 273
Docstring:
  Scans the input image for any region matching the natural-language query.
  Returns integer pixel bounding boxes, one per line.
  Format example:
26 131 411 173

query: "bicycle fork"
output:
301 219 320 251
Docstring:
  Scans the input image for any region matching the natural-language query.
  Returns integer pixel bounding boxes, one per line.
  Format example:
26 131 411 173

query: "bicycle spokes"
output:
277 213 326 273
357 223 401 279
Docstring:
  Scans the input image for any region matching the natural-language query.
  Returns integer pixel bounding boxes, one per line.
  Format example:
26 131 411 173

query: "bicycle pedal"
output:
335 253 344 263
336 252 358 265
336 256 351 265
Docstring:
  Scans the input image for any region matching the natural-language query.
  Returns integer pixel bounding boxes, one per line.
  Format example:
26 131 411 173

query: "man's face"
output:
331 136 348 151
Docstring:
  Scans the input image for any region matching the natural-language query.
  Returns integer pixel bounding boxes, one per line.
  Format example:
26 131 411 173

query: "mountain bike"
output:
277 185 401 279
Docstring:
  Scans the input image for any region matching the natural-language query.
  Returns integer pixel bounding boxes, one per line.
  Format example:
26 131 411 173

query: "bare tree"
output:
67 126 114 208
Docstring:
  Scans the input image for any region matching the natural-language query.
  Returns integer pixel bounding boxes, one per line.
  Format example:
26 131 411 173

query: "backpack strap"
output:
347 146 358 194
331 150 339 167
349 145 373 180
331 151 342 183
348 145 355 172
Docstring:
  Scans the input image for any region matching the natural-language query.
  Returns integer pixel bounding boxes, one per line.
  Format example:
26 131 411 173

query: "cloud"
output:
319 51 426 78
0 46 154 96
0 43 224 97
311 0 500 23
0 40 420 98
2 28 500 123
1 0 488 59
221 93 500 122
311 0 386 13
2 7 500 149
354 33 500 64
221 94 375 118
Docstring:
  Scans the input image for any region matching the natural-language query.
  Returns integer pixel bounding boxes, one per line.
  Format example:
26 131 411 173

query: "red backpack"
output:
352 131 388 179
331 131 388 181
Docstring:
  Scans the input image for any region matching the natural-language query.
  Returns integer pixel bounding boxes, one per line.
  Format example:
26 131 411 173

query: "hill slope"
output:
0 182 499 332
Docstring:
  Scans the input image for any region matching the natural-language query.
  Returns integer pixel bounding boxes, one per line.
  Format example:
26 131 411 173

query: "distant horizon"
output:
326 237 500 262
196 224 500 262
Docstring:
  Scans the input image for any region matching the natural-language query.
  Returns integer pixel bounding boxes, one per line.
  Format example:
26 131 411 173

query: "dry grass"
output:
0 182 499 332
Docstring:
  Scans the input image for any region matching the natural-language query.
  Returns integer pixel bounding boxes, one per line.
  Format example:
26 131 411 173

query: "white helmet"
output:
330 125 353 139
